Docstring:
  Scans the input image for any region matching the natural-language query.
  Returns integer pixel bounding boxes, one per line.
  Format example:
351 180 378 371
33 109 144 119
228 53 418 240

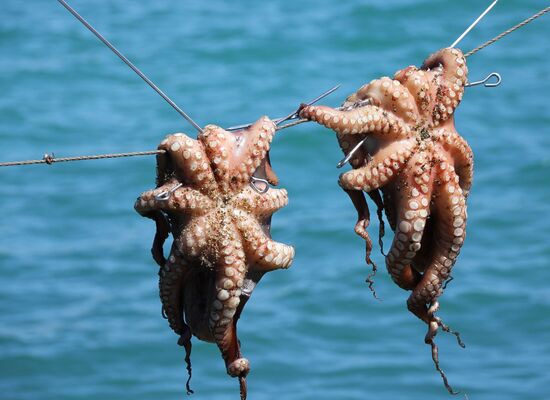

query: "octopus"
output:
134 116 295 399
298 48 473 393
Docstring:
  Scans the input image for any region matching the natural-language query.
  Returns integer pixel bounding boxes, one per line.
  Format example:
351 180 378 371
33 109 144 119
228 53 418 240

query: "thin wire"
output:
275 84 341 125
276 118 308 131
2 6 547 169
465 6 550 57
57 0 203 133
226 84 340 131
450 0 499 48
0 150 165 168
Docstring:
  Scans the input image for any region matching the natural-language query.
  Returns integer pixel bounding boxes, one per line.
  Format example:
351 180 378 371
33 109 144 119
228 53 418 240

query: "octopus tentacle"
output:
230 187 289 217
353 76 420 124
406 165 467 394
299 104 412 140
394 67 435 118
234 211 295 271
386 151 433 289
436 129 474 197
381 186 398 232
421 48 467 124
338 186 380 299
338 138 417 192
157 133 218 195
198 125 236 194
200 117 276 194
338 139 417 297
135 184 214 216
342 186 376 269
362 189 386 299
158 253 195 394
229 117 276 193
367 189 386 255
159 254 192 338
208 223 250 380
134 181 179 267
264 152 279 186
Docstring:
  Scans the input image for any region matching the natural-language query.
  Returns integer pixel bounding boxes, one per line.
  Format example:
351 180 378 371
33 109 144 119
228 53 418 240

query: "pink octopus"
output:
135 116 294 399
299 48 473 393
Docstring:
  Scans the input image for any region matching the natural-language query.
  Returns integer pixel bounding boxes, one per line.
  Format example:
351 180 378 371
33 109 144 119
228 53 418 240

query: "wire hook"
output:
155 182 183 201
465 72 502 88
250 176 270 194
336 137 368 168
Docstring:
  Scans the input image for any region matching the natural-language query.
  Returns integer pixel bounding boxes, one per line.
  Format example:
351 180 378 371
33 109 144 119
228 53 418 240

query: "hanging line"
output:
464 6 550 58
1 6 548 169
57 0 203 133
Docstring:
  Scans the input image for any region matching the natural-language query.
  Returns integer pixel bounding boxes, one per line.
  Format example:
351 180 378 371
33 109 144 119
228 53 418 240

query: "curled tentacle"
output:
338 138 417 192
235 211 295 272
158 254 195 393
406 162 467 394
436 129 474 197
385 150 433 290
352 76 420 124
338 138 418 298
365 189 386 299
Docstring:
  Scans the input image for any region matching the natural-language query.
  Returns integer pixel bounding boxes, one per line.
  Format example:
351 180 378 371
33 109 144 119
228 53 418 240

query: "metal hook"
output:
336 137 368 168
465 72 501 88
155 182 183 201
250 176 270 194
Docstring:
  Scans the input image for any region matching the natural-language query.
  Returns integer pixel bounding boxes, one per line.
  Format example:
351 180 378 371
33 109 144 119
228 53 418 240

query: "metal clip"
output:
465 72 501 88
250 176 270 194
43 153 55 165
155 182 183 201
336 137 368 168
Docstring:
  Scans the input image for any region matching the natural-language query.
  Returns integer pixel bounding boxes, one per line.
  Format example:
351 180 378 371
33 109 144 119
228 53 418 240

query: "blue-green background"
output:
1 1 549 399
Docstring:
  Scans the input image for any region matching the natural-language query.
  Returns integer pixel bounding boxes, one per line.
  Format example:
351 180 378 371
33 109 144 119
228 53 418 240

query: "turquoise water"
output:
1 1 549 399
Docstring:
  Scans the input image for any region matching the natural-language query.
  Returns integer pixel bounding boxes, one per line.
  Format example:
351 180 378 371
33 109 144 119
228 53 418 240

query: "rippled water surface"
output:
1 1 549 399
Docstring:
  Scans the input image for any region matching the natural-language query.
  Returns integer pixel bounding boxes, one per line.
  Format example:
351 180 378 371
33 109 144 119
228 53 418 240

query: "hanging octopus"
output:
298 47 472 393
135 116 295 399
